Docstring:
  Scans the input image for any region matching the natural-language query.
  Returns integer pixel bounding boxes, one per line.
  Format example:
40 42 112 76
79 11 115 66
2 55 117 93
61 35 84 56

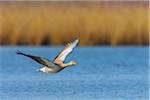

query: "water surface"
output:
0 46 148 100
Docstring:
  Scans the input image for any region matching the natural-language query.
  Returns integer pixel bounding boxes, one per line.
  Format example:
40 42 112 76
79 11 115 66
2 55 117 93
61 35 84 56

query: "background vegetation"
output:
0 1 149 46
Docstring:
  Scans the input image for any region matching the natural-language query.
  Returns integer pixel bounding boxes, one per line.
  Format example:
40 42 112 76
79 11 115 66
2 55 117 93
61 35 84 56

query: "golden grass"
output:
0 1 149 45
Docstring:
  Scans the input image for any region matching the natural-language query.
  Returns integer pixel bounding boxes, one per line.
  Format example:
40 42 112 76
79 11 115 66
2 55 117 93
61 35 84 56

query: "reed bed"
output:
0 1 149 45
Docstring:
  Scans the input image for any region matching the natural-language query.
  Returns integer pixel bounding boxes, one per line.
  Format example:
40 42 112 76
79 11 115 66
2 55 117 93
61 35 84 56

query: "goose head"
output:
61 61 77 67
70 61 77 66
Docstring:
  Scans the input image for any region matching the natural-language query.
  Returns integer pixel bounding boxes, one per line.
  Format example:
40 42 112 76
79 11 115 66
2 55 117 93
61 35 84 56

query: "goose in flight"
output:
16 38 79 73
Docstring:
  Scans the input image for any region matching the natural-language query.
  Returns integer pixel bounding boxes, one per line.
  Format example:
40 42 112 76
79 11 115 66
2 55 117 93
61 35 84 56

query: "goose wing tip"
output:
73 37 79 44
16 50 22 54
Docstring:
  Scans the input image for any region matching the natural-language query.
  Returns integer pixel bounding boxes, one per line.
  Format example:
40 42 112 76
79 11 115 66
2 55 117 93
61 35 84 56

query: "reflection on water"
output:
0 46 148 100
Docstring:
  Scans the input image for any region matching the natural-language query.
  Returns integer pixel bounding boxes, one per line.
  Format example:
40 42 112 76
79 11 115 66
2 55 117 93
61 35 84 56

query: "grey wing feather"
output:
54 38 79 64
16 50 55 68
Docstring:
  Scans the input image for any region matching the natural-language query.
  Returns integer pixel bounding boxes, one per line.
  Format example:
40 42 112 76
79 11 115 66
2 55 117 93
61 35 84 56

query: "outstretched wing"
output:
54 38 79 64
16 50 55 68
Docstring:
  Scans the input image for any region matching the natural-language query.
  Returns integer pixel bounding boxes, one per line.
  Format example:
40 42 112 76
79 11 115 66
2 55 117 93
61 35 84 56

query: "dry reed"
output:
0 1 149 45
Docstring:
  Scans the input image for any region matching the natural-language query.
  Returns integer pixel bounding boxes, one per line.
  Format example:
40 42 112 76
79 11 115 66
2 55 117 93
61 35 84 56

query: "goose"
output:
16 38 79 73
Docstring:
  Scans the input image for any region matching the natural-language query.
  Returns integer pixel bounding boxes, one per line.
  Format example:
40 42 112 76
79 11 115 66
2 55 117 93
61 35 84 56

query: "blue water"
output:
0 46 148 100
